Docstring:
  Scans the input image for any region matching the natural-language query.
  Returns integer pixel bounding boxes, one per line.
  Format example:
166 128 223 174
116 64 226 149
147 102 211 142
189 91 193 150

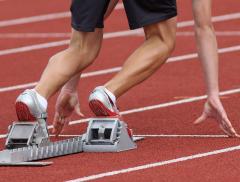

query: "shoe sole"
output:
89 100 133 138
15 101 36 121
89 99 117 116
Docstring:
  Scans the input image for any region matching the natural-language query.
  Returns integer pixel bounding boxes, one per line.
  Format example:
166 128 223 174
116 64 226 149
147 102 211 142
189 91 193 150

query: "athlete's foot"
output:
15 89 48 136
89 86 119 116
89 86 134 138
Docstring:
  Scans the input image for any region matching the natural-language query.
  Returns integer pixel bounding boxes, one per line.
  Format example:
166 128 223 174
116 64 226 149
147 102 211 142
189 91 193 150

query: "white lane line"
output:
67 87 240 127
1 31 240 39
1 12 240 56
0 39 69 56
177 12 240 28
0 33 72 38
67 145 240 182
176 31 240 36
0 134 228 139
0 3 124 28
53 134 229 138
134 134 228 138
0 29 143 56
1 44 239 93
0 7 239 28
0 12 70 28
0 87 240 139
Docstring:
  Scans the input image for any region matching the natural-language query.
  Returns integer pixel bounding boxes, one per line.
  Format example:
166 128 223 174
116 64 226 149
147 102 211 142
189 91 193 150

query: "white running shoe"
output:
15 89 47 121
15 89 49 137
89 86 119 116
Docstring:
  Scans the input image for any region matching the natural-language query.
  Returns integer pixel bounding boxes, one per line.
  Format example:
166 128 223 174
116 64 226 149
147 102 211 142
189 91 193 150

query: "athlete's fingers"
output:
52 117 65 136
53 112 60 124
219 124 235 137
220 117 239 137
194 113 207 125
55 121 64 136
52 113 61 134
75 104 84 117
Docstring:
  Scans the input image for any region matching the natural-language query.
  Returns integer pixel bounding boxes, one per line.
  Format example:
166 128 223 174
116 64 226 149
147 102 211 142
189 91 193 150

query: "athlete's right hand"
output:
194 97 239 137
53 89 84 136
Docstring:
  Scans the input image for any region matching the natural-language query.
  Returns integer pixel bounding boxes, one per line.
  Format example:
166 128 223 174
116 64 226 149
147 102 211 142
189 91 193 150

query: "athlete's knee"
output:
69 29 102 63
147 32 176 61
144 19 176 57
194 15 214 34
195 23 215 37
162 34 176 56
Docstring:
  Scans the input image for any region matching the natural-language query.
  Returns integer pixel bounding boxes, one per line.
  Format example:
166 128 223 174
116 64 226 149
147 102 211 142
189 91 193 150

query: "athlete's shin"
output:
35 29 103 99
105 18 176 98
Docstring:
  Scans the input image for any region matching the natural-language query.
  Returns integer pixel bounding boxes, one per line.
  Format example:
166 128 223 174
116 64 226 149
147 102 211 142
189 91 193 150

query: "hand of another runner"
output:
52 89 84 136
194 98 239 137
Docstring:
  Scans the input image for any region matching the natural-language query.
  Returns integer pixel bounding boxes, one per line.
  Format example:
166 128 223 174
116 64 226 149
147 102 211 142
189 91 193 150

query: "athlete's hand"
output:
194 97 239 137
53 89 84 136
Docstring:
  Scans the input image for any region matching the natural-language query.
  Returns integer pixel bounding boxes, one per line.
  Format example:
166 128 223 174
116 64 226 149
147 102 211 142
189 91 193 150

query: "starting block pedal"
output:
0 118 143 166
5 121 49 149
82 118 136 152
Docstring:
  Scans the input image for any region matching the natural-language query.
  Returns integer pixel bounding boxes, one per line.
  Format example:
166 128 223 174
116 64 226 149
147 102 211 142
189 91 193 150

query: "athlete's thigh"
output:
70 0 110 32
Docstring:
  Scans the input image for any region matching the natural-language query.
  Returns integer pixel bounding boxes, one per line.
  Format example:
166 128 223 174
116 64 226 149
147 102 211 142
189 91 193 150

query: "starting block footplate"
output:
0 118 143 166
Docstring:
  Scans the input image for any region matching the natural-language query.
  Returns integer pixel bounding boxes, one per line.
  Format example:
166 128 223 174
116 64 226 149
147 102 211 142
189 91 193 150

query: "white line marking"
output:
0 39 69 56
0 12 70 28
0 134 228 139
176 31 240 36
0 134 6 138
0 3 124 28
0 29 143 56
134 134 229 138
0 33 72 38
1 44 239 93
65 87 240 127
1 12 240 56
177 12 240 28
1 31 240 39
51 134 229 138
67 145 240 182
0 87 240 139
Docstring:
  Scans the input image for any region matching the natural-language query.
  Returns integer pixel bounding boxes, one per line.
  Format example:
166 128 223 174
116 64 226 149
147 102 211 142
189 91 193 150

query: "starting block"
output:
0 118 143 166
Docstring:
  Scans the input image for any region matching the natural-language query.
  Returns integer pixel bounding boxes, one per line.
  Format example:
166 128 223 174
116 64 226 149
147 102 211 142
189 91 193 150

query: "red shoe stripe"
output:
89 100 118 117
15 102 36 121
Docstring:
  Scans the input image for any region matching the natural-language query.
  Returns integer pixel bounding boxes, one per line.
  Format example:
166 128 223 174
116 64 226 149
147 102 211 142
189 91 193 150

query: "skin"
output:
54 0 238 137
192 0 238 137
54 1 177 135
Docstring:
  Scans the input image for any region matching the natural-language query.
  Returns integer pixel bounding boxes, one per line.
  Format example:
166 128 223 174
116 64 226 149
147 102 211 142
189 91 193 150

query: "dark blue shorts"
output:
71 0 177 32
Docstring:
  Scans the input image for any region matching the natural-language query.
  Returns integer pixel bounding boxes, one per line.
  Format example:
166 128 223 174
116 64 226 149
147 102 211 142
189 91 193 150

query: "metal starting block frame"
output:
0 118 142 166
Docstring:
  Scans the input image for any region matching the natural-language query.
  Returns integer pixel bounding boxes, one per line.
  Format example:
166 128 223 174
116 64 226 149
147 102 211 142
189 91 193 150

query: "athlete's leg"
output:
89 0 177 116
53 0 119 135
192 0 238 136
105 17 176 97
15 0 111 130
35 28 103 100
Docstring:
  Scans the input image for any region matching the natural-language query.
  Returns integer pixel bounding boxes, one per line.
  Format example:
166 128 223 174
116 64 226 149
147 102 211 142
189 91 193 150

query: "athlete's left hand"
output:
194 97 239 137
52 89 84 136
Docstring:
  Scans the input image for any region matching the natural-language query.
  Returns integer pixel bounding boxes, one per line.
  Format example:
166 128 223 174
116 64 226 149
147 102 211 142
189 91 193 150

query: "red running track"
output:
0 0 240 181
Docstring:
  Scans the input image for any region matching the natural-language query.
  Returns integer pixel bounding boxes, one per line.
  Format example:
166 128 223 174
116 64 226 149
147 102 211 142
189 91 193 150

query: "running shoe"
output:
89 86 119 116
15 89 48 136
15 89 47 121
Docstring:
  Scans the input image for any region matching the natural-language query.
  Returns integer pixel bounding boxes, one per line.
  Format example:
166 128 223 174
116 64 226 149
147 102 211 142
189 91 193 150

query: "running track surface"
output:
0 0 240 181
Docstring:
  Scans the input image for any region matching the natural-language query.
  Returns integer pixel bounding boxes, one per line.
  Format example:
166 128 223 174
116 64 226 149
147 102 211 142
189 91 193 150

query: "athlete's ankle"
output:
102 86 116 103
31 89 48 110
